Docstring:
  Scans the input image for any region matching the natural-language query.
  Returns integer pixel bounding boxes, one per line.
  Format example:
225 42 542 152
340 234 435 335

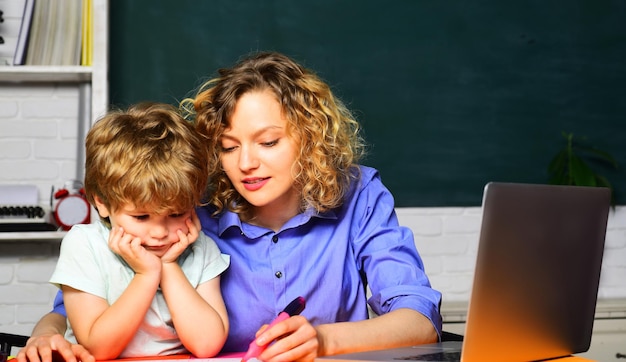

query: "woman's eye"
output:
220 145 236 152
262 139 279 147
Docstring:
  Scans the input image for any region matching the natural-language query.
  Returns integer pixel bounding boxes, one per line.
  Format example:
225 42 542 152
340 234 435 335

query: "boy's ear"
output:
93 195 110 218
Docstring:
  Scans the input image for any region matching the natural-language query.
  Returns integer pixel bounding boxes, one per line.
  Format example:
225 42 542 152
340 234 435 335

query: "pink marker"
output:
241 296 306 362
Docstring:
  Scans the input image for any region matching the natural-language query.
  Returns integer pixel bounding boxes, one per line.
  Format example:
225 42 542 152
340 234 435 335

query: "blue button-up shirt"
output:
200 165 442 352
53 166 442 353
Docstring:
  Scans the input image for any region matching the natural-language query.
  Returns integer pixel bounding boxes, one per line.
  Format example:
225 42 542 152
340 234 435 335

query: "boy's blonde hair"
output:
182 52 366 218
85 103 209 221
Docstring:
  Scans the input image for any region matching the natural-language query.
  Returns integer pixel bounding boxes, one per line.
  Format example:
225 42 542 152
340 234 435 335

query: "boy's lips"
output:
144 245 168 252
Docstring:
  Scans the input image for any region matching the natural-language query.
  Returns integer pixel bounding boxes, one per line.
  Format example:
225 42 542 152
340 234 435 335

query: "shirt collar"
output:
217 207 337 239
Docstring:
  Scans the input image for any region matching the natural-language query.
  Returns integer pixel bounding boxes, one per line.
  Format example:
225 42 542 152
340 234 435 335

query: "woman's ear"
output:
93 195 110 218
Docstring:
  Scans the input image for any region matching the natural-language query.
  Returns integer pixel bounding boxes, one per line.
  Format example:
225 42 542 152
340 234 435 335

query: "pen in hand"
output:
241 296 307 362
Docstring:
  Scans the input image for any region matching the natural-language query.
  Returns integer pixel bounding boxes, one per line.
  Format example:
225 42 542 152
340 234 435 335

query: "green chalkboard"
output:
109 1 626 206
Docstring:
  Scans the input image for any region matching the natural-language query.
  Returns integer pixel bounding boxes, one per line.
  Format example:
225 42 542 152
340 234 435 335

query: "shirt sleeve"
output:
351 167 443 336
49 225 110 299
51 289 67 317
198 231 230 284
180 231 230 287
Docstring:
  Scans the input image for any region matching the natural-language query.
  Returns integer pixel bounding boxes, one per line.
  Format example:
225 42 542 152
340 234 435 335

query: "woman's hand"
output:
16 333 95 362
255 315 319 362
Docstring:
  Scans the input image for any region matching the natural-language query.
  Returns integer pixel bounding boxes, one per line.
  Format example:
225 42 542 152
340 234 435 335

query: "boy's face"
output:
94 198 192 257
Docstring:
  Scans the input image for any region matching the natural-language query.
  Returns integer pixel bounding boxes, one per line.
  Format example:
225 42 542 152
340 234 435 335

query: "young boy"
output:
49 103 229 360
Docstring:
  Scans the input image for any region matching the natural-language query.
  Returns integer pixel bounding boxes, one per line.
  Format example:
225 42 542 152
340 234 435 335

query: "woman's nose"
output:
238 146 260 171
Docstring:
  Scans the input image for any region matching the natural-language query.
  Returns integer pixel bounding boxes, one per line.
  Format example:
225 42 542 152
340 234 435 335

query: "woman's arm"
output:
28 312 67 337
315 308 438 355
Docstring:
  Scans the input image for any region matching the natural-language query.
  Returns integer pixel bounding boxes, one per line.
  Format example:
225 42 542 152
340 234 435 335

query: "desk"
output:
87 351 594 362
97 353 243 362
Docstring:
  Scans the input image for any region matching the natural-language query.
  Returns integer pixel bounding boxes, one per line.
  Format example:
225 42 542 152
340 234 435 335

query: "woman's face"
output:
220 90 301 217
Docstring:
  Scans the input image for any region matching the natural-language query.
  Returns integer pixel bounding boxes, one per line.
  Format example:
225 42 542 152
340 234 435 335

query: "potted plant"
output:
548 132 619 206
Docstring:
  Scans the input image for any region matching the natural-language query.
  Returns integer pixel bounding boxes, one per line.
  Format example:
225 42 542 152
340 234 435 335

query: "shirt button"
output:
272 235 278 243
275 271 283 278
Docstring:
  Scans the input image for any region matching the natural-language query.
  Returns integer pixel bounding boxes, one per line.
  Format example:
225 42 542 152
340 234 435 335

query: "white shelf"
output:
0 231 66 241
0 0 108 123
0 66 93 82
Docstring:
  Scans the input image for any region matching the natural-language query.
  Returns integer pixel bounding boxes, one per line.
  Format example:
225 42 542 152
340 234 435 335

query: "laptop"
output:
321 182 611 362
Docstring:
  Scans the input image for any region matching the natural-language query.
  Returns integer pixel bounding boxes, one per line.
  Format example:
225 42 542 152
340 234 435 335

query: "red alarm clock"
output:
53 180 91 231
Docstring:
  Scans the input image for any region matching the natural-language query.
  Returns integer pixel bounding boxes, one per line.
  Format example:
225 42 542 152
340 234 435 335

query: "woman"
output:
18 51 441 362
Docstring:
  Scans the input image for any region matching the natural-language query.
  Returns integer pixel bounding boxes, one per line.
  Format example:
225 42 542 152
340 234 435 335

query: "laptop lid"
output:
320 182 610 362
462 182 610 361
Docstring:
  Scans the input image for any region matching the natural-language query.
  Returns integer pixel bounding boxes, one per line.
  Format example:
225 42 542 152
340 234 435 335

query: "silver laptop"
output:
321 182 611 362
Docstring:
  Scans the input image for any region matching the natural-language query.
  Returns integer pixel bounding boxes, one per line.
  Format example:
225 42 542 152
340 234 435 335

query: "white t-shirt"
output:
50 221 230 357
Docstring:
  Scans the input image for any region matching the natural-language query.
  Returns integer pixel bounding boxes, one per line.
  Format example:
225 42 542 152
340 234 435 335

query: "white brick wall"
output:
0 83 81 205
1 84 625 337
0 241 60 336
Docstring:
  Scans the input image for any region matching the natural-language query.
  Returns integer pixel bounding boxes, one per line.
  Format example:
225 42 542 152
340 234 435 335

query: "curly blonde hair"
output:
181 51 365 218
85 102 210 223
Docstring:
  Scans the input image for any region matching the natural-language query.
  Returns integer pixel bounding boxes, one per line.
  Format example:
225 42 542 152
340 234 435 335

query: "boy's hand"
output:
161 213 199 263
108 226 161 275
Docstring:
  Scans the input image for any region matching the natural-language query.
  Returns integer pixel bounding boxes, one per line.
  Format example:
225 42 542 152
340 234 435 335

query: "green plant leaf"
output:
548 149 567 175
595 174 612 189
570 155 597 186
548 132 618 204
582 147 619 169
549 173 568 185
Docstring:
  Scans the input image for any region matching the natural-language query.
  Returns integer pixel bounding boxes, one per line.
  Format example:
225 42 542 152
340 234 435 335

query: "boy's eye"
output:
133 215 149 221
170 213 185 218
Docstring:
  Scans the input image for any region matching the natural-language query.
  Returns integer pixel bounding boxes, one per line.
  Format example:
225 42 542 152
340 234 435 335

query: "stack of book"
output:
0 0 92 66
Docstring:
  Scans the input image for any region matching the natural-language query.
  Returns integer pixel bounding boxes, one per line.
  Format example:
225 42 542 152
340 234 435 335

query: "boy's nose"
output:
150 223 169 241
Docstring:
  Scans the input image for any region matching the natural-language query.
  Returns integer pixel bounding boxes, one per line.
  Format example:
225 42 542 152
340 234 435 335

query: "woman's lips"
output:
242 177 269 191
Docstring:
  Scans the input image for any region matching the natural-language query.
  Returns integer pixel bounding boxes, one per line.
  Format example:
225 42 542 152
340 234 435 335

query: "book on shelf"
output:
81 0 92 66
6 0 93 66
47 0 82 65
23 0 47 65
26 0 82 66
0 0 32 66
13 0 35 65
